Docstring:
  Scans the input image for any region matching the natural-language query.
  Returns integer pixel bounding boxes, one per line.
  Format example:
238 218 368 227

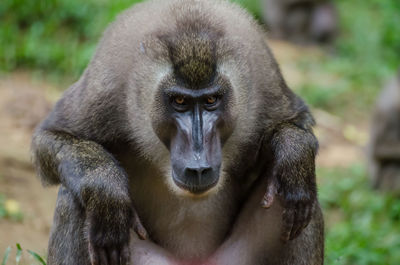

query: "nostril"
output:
201 167 212 178
184 167 213 180
185 168 200 180
178 166 218 193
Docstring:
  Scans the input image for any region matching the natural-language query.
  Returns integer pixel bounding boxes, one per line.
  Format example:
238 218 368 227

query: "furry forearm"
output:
271 123 318 197
31 129 130 208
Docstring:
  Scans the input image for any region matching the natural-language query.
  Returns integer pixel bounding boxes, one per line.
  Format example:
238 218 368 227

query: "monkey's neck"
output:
135 177 239 259
125 161 240 260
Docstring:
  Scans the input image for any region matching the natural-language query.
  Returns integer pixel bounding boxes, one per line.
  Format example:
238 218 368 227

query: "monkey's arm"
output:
32 129 146 264
264 118 318 241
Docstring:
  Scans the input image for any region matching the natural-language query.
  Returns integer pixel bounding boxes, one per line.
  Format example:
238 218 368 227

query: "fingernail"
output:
139 229 147 240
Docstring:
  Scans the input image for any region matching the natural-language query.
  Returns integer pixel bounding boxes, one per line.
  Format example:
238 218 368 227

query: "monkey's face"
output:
153 80 235 196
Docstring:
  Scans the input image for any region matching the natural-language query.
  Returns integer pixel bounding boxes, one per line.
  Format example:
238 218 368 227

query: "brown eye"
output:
174 96 185 105
206 96 217 105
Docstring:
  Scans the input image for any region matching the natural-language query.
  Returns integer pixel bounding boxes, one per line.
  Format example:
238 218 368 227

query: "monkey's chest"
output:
129 171 238 260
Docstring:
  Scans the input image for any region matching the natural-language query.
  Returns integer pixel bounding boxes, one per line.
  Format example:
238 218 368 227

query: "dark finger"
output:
110 248 120 265
291 204 307 240
302 204 312 229
291 227 303 240
305 203 315 227
121 244 130 265
89 242 100 265
281 208 294 242
99 248 109 265
289 205 302 240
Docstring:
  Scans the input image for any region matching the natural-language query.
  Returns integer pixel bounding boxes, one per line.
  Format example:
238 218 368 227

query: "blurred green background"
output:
0 0 399 264
1 0 399 115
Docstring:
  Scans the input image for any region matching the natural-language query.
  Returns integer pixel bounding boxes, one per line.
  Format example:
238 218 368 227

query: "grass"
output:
0 0 142 78
319 164 400 265
1 244 46 265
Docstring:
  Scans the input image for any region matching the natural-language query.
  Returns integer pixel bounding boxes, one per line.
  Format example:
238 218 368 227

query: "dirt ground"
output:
0 73 58 259
0 40 367 261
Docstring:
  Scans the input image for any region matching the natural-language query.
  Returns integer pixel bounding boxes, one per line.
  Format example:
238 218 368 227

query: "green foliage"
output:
336 0 400 70
297 0 400 117
1 247 11 265
319 164 400 265
27 250 47 265
16 244 22 265
0 0 142 77
297 83 346 111
231 0 262 19
1 244 47 265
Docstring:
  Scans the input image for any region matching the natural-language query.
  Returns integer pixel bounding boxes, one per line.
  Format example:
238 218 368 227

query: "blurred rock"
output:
262 0 338 45
368 70 400 193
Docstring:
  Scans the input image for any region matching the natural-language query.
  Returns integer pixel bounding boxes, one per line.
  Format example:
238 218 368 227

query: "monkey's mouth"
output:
172 171 219 195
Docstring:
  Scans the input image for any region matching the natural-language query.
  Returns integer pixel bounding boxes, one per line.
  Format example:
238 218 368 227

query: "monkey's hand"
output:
86 196 148 265
261 168 316 242
280 177 316 242
32 130 149 264
263 123 318 241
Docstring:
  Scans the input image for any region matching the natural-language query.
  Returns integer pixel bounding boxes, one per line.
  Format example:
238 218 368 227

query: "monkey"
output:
31 0 324 264
368 70 400 193
262 0 338 44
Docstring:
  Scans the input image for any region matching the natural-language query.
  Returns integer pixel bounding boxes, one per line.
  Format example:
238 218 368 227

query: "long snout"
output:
170 108 222 194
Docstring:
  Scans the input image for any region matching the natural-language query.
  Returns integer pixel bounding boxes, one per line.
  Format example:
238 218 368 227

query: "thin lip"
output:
172 171 219 195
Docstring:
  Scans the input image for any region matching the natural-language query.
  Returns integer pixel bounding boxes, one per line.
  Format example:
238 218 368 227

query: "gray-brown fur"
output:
163 22 221 88
262 0 337 44
32 0 324 264
368 71 400 193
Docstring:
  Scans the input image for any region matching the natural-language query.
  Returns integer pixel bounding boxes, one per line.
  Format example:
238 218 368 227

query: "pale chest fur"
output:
124 159 240 260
